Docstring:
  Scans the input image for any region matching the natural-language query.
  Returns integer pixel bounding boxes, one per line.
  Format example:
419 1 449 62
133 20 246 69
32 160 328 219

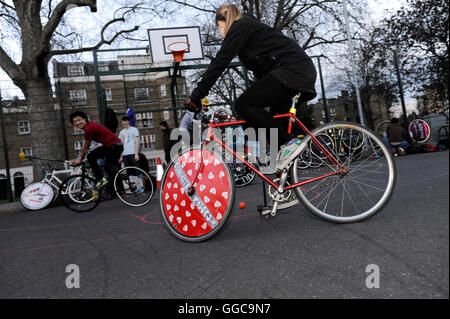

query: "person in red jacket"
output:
70 111 123 188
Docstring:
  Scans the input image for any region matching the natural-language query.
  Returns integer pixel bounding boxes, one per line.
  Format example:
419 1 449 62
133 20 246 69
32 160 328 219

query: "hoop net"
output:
168 41 189 62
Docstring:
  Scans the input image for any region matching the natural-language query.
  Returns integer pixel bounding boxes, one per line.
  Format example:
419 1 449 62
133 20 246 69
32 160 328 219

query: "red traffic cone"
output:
156 158 163 188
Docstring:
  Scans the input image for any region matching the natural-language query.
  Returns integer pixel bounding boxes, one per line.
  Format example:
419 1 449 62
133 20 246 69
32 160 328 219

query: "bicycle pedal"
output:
258 205 273 217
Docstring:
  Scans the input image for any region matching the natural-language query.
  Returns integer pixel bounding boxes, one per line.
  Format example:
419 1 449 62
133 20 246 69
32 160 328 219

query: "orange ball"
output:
239 202 246 209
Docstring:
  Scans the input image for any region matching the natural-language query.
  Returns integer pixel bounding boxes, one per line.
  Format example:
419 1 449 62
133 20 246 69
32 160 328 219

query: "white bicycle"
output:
20 157 76 211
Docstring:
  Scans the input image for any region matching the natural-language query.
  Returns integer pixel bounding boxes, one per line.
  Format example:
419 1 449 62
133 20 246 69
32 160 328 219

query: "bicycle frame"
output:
199 112 349 192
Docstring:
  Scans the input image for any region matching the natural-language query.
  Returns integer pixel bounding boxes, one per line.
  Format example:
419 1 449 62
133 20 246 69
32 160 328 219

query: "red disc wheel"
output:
160 147 235 242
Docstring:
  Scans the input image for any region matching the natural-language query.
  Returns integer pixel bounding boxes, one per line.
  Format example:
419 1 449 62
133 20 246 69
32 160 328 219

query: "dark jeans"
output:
122 154 143 177
87 143 123 181
235 73 299 148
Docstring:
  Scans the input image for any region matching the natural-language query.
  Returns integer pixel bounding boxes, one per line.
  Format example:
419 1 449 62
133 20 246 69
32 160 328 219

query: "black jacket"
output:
192 14 317 102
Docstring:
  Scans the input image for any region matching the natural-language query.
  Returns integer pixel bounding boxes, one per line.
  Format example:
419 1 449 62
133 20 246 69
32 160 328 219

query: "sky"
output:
0 0 408 100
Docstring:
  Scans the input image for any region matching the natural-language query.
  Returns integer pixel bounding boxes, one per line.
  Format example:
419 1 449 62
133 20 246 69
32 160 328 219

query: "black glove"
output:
185 96 201 113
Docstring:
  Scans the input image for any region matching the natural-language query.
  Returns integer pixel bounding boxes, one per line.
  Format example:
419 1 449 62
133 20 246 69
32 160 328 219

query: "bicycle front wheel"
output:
20 182 54 211
160 147 235 242
58 174 101 212
290 122 396 223
114 166 154 206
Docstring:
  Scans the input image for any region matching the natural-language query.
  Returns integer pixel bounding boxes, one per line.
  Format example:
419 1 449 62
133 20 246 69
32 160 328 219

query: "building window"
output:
160 84 167 96
74 141 83 157
330 108 336 116
140 134 156 150
69 90 87 103
18 120 30 134
20 147 32 163
136 112 154 128
98 63 109 72
67 66 84 76
104 88 112 101
134 88 149 101
163 108 170 120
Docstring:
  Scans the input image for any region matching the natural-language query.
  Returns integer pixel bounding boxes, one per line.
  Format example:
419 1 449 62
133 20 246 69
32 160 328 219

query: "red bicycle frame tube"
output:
201 117 346 191
274 114 347 170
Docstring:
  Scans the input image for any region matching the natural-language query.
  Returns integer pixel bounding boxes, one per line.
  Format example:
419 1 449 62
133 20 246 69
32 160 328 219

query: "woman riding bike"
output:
185 3 317 209
186 4 316 151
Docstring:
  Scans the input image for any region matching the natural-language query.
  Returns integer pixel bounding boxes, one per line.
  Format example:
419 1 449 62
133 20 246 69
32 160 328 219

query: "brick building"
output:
0 54 188 197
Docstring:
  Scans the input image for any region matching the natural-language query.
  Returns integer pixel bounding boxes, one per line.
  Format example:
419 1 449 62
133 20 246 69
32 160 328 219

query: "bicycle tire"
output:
290 121 396 223
58 174 101 212
160 147 235 242
20 182 55 211
114 166 154 206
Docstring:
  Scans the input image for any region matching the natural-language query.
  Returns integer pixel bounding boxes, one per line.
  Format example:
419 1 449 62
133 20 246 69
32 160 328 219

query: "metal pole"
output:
0 86 13 202
170 62 180 127
317 56 330 122
393 50 408 126
93 49 105 125
343 0 365 126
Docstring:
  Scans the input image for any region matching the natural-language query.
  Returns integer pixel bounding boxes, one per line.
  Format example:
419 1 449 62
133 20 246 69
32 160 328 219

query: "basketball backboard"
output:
148 26 204 64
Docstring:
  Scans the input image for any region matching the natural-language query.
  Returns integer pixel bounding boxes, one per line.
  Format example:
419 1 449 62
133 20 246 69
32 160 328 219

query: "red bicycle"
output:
160 94 397 242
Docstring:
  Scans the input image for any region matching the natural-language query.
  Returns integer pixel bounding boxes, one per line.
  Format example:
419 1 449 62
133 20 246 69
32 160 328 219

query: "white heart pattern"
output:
200 185 206 191
167 183 172 189
181 200 186 207
173 193 177 200
191 220 197 227
177 217 182 224
174 205 179 212
202 222 207 229
210 188 216 194
216 213 223 220
204 196 210 203
186 211 191 217
214 201 222 208
208 172 214 179
190 203 195 210
183 225 188 232
169 215 174 222
173 183 178 189
214 159 220 166
170 171 174 178
187 170 192 176
222 192 228 199
166 204 171 210
198 173 202 180
219 171 225 178
165 193 169 200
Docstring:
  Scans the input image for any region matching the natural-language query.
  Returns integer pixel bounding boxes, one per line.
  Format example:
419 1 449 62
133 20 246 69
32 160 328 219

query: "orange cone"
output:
156 158 164 188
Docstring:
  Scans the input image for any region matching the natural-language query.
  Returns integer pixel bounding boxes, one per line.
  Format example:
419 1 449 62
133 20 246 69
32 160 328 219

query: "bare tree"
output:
0 0 139 179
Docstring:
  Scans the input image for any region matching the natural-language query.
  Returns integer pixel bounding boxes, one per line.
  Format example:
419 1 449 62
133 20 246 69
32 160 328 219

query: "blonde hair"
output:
215 4 242 37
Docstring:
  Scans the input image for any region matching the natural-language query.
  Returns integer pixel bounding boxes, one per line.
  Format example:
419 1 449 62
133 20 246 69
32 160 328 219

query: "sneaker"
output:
95 177 108 189
276 138 303 171
137 187 145 194
398 147 406 156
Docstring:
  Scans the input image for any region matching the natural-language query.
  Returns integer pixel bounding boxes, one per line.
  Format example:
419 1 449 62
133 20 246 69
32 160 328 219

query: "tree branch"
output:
49 22 139 56
41 0 97 51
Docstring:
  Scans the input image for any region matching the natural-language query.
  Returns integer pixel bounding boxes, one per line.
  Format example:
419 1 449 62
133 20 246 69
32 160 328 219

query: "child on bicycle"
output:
185 4 317 169
70 111 123 188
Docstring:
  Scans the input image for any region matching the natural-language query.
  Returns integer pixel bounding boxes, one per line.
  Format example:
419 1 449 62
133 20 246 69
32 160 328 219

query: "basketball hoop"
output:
168 41 190 62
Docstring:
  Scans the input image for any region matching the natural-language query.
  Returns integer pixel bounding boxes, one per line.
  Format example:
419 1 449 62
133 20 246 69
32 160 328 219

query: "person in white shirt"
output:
119 116 140 167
